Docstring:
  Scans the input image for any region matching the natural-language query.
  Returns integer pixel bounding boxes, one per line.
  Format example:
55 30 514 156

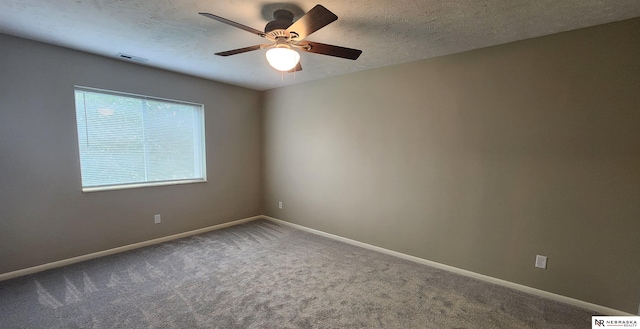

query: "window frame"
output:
74 86 207 192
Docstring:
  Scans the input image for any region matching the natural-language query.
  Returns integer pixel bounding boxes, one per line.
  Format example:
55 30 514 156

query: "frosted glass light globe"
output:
266 47 300 72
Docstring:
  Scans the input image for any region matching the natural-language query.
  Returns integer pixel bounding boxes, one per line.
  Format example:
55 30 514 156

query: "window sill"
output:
82 179 207 193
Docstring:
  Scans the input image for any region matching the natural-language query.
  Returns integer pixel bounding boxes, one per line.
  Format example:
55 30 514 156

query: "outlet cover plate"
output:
535 255 547 269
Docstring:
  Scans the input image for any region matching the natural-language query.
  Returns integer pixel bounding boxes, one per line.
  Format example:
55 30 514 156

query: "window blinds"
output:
74 87 206 191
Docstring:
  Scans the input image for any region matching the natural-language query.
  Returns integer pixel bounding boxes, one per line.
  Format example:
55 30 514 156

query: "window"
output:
74 86 206 192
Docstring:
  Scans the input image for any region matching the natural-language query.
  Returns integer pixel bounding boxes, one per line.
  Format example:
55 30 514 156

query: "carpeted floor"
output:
0 219 594 328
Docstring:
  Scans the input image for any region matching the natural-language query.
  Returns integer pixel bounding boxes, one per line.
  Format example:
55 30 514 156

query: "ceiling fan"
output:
199 4 362 72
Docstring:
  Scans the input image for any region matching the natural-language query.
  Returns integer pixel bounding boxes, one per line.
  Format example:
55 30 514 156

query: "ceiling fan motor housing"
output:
265 9 294 33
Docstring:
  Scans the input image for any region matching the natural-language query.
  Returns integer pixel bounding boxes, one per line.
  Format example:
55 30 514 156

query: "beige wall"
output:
263 18 640 313
0 34 263 273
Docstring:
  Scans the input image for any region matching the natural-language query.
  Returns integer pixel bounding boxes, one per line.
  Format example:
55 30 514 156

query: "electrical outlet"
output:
154 214 161 224
278 201 283 209
535 255 547 269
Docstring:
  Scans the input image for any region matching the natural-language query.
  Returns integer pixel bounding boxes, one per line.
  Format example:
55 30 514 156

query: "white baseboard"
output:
264 216 633 316
0 215 261 282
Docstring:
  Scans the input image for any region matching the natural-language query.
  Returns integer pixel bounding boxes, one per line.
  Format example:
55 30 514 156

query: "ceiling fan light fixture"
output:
265 47 300 72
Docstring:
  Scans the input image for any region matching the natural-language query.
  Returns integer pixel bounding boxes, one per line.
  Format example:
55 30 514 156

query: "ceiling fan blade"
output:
298 41 362 60
286 5 338 40
215 45 266 56
199 13 266 37
287 62 302 73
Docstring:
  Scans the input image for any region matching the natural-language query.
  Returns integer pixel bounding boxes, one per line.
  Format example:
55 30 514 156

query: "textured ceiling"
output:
1 0 639 90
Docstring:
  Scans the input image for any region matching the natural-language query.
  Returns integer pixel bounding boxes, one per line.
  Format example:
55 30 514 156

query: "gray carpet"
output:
0 219 594 328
